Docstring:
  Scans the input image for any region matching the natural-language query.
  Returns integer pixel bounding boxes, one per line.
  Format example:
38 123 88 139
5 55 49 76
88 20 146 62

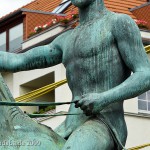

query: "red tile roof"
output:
0 0 147 21
64 0 147 19
0 0 62 21
105 0 147 19
23 0 62 12
131 3 150 29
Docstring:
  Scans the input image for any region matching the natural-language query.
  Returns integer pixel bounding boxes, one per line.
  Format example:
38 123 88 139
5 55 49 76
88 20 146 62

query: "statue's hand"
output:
75 93 106 116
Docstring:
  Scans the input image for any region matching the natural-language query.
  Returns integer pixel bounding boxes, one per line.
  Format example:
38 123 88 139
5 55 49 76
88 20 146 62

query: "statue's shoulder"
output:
110 12 136 36
58 29 73 39
111 12 135 26
53 29 73 46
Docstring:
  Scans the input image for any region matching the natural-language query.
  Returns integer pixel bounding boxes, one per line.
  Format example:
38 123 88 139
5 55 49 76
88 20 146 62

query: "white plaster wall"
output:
124 97 138 114
13 64 62 98
140 31 150 40
125 115 150 149
54 64 72 113
40 116 66 130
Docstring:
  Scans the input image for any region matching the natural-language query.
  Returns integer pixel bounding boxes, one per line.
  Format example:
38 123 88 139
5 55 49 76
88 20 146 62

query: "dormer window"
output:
52 0 71 13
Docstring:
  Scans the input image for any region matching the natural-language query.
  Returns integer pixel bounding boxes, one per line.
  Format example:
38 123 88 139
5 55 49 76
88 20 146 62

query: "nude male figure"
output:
0 0 150 149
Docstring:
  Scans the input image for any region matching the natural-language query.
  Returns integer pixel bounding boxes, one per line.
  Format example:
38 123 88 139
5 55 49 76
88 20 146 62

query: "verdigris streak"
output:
0 0 150 149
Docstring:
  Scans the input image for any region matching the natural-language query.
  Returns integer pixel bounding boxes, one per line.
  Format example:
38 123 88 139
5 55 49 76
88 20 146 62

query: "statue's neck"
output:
79 0 107 25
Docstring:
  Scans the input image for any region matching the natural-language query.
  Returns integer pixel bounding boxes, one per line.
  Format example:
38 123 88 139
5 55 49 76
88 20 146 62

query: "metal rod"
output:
0 101 77 106
28 113 83 118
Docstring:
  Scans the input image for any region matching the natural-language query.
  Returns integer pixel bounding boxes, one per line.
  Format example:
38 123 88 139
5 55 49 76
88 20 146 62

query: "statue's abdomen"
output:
65 45 131 97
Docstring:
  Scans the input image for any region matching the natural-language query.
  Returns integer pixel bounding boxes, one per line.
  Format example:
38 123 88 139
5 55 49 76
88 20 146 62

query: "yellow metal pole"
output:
128 143 150 150
145 45 150 53
15 79 67 102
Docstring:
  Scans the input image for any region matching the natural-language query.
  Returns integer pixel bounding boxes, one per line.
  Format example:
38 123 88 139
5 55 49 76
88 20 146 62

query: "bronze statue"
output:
0 0 150 149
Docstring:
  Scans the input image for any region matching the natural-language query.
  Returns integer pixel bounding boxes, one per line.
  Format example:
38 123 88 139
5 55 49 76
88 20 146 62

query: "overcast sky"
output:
0 0 34 17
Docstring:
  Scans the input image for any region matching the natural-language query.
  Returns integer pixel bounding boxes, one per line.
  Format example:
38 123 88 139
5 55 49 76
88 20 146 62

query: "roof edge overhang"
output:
0 9 22 24
21 8 66 16
0 8 66 25
130 2 150 12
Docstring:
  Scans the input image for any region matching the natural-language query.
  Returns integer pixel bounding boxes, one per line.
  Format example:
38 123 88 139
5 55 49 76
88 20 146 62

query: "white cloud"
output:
0 0 34 17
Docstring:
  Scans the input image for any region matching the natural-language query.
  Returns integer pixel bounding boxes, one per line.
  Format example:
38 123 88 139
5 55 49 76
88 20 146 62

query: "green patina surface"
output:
0 0 150 149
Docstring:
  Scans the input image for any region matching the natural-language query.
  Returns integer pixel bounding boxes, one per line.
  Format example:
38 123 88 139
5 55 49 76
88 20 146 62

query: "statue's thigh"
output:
62 119 114 150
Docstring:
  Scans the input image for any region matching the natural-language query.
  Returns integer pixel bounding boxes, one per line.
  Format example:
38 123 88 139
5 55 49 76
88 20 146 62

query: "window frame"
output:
0 21 23 52
0 31 7 51
138 90 150 114
9 23 23 52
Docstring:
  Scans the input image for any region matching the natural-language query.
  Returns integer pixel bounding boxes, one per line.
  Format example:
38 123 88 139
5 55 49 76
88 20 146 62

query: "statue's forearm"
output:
0 44 62 72
101 71 150 107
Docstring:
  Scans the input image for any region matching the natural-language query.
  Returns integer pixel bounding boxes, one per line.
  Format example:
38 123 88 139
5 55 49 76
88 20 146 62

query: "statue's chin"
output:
71 0 92 8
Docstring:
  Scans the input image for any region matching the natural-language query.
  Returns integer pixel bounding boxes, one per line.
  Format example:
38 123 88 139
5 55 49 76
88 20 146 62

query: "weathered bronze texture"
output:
0 0 150 149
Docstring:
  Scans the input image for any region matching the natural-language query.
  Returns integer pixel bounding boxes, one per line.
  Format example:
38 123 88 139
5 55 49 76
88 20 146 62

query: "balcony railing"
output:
32 109 56 122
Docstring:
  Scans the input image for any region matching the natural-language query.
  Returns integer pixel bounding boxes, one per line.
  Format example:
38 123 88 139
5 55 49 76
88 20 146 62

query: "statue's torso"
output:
62 14 130 98
59 13 130 141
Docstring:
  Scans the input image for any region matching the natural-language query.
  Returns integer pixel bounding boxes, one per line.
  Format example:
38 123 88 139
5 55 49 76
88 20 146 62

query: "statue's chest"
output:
62 23 113 65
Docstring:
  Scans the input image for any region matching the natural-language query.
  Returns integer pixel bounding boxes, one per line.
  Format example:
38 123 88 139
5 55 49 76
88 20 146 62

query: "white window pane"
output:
61 0 68 3
0 32 6 51
9 23 23 52
138 93 146 100
52 5 62 13
147 91 150 101
138 100 147 110
52 1 71 13
148 102 150 111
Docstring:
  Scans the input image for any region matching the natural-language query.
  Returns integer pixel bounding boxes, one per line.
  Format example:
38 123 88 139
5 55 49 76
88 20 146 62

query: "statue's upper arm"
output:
113 14 150 72
19 34 65 70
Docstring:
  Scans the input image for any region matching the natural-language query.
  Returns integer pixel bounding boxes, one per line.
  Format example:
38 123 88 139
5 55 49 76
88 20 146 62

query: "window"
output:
9 23 23 52
138 91 150 113
0 32 6 51
0 23 23 52
52 0 71 13
62 0 68 3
